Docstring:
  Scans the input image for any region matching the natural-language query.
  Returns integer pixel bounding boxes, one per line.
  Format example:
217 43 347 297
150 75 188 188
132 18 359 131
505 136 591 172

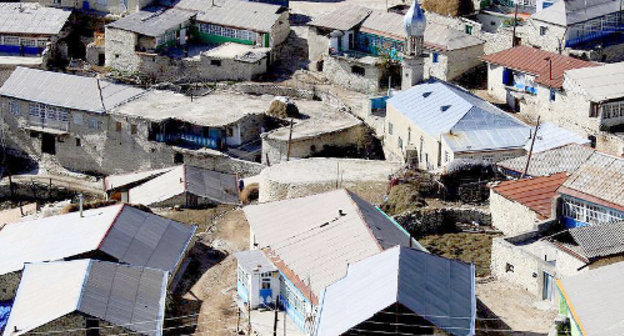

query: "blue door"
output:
82 1 90 10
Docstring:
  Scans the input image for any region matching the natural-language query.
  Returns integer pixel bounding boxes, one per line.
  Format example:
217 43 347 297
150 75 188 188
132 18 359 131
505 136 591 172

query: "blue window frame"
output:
550 88 556 101
502 68 513 86
432 52 439 63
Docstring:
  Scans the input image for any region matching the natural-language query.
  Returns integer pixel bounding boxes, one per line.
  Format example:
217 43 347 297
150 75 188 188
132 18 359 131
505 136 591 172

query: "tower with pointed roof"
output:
401 0 426 90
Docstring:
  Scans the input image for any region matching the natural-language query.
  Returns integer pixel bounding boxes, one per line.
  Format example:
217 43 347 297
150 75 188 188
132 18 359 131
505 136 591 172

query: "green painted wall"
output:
196 32 255 46
264 33 270 47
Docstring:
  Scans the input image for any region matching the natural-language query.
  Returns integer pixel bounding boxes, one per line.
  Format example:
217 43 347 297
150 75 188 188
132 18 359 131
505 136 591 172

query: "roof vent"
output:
338 209 346 216
422 92 432 98
440 105 451 112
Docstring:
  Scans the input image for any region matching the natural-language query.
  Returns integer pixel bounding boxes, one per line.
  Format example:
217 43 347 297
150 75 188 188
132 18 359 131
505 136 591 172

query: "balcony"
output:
154 133 219 150
27 116 69 133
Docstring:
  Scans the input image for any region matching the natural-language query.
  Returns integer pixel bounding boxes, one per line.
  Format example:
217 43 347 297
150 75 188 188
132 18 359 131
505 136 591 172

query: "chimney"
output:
78 194 84 218
338 209 345 216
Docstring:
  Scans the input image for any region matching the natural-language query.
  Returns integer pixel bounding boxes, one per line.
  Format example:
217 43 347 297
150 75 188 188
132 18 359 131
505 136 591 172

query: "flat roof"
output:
107 6 195 37
203 42 270 62
0 3 71 35
112 90 271 127
564 62 624 102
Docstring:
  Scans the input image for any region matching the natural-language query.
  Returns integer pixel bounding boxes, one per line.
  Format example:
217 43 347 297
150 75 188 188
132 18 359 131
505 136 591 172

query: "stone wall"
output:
307 26 329 70
438 44 484 81
0 271 21 301
24 312 139 336
322 55 383 94
105 27 141 73
394 207 492 237
489 189 540 236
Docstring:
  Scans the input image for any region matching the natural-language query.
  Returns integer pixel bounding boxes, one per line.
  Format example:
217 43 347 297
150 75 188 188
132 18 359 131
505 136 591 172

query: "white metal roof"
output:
564 62 624 102
525 122 591 153
245 189 424 303
104 166 176 191
0 67 146 113
315 246 476 336
107 7 195 37
128 165 187 206
532 0 621 26
388 81 529 153
558 261 624 336
0 204 196 275
0 3 71 35
234 249 277 273
3 260 167 336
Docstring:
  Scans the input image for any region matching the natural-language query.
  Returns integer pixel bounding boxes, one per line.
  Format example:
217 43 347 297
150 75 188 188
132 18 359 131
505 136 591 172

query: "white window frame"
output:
9 100 20 116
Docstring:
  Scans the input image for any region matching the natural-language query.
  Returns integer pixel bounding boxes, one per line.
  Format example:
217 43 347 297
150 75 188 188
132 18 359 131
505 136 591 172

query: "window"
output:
28 103 40 117
589 102 599 117
53 0 61 4
444 151 450 163
465 25 473 35
115 122 122 132
506 263 514 273
237 267 249 289
210 59 222 66
131 124 137 134
398 136 403 150
75 137 81 147
3 36 19 46
73 113 83 126
540 26 547 36
602 101 624 119
261 277 271 289
88 118 99 130
199 23 258 42
407 127 411 144
351 65 365 76
9 100 20 116
549 89 556 102
388 122 393 135
432 52 439 63
561 196 624 226
502 68 513 86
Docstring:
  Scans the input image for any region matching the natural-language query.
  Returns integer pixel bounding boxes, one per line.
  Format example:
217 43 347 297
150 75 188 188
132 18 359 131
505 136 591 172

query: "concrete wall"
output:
322 55 383 94
425 44 484 81
490 190 541 236
261 123 366 165
307 26 329 70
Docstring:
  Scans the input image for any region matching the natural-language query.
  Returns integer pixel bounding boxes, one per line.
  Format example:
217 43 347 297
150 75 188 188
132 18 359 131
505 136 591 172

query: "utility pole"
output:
286 118 294 161
522 116 541 179
273 296 280 336
283 310 286 336
247 303 252 336
512 3 519 47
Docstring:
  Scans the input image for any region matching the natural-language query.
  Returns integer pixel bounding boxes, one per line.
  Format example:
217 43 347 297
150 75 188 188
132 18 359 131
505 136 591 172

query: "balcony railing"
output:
155 133 219 149
28 117 69 132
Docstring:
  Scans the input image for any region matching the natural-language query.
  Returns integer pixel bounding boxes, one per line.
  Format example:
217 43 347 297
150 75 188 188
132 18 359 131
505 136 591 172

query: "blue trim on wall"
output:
277 270 310 332
237 280 249 304
0 45 44 55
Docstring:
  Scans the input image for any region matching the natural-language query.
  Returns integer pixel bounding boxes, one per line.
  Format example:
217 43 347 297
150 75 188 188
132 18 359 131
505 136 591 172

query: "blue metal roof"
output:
388 81 530 152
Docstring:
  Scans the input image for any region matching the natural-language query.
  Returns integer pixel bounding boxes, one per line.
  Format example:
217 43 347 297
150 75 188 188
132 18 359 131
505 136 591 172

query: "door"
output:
543 272 554 301
259 276 273 306
41 133 56 155
179 28 187 46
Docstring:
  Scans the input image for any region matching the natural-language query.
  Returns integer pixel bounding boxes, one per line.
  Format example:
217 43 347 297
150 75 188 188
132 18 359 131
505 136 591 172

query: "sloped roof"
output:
128 165 239 206
492 172 568 220
560 151 624 211
524 122 591 153
315 246 475 336
0 3 71 35
481 46 596 89
569 221 624 259
497 143 594 176
107 6 195 37
564 62 624 102
0 204 196 275
388 80 529 152
308 6 372 31
424 23 484 51
0 67 145 113
2 260 167 336
244 189 424 304
360 10 404 40
175 0 284 33
532 0 622 26
104 167 175 191
557 261 624 336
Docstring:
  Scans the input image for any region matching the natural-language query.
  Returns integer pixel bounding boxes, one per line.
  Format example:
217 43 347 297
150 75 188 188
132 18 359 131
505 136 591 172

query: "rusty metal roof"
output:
481 46 596 89
492 172 569 220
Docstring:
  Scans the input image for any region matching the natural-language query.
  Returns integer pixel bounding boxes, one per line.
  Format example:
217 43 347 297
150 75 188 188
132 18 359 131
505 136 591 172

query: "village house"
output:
124 164 240 207
556 260 624 336
0 3 72 67
104 0 289 81
0 203 196 303
237 189 476 335
519 0 624 61
104 166 175 199
2 260 167 336
384 80 530 170
314 245 476 336
23 0 153 15
496 143 595 178
307 3 484 93
482 46 596 116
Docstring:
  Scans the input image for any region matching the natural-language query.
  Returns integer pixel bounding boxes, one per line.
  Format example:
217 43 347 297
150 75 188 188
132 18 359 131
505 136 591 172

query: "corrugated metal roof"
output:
315 246 475 336
388 81 529 152
175 0 284 33
525 122 591 153
3 260 167 336
0 3 71 35
481 46 596 89
0 204 196 275
558 261 624 336
234 249 277 273
569 221 624 259
360 10 403 40
128 165 239 206
424 23 484 51
107 7 196 37
244 189 421 304
308 6 372 31
564 62 624 102
532 0 622 26
497 143 594 176
492 172 568 219
105 167 176 191
0 67 146 113
561 151 624 210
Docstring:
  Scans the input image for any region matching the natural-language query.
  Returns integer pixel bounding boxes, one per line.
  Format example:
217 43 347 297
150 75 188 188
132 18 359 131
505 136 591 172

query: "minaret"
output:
401 0 426 90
